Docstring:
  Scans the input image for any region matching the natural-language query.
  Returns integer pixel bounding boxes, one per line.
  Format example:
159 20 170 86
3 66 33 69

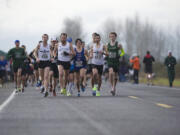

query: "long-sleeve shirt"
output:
130 56 140 70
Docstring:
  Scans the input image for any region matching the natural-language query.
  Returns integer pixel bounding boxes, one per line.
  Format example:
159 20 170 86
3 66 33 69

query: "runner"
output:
21 45 32 87
90 34 105 96
21 45 30 92
34 34 51 97
53 33 75 96
29 49 39 88
7 40 26 93
143 51 155 85
0 55 8 88
86 33 97 89
49 37 58 96
73 38 88 97
67 37 75 96
106 32 123 96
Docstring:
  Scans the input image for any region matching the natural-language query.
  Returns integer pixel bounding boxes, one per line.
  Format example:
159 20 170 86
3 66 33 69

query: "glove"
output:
63 51 69 56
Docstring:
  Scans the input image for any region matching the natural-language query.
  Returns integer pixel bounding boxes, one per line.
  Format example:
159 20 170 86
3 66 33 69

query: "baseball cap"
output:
15 40 20 43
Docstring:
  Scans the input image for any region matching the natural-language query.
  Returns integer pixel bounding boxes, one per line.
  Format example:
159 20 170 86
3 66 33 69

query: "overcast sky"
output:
0 0 180 53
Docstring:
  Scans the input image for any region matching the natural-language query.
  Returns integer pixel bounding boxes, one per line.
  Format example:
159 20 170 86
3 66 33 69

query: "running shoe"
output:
25 83 28 88
81 84 86 92
18 87 21 92
36 80 41 87
67 91 72 96
15 89 18 93
22 88 24 93
110 90 116 96
77 92 80 97
92 85 97 96
44 91 49 97
96 90 101 97
40 87 45 93
60 88 67 95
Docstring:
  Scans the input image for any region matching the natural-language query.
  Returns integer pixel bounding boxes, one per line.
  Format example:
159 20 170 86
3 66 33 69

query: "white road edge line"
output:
0 90 16 113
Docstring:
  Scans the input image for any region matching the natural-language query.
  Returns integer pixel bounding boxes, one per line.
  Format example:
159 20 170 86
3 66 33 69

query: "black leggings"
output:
133 69 139 84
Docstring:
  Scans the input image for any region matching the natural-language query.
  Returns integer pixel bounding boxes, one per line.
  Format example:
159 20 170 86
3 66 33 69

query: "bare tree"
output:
175 27 180 59
59 17 85 43
98 18 122 44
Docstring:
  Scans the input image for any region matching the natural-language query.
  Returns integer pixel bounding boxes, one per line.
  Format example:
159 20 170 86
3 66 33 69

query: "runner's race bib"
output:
109 52 116 58
42 53 48 59
95 52 102 59
75 61 83 67
15 52 21 58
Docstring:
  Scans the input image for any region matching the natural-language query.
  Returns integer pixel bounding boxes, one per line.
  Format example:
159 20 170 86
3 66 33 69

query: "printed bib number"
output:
42 53 48 59
109 52 116 58
15 53 21 58
76 61 83 67
95 52 102 59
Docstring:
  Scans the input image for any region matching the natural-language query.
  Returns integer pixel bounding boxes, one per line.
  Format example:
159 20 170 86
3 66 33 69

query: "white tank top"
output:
58 42 71 62
92 43 104 65
38 43 50 61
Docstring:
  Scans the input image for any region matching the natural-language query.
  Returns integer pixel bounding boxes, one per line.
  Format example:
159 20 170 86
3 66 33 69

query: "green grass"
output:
139 77 180 87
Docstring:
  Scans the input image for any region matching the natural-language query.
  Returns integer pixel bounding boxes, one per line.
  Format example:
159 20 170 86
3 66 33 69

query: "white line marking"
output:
0 90 16 113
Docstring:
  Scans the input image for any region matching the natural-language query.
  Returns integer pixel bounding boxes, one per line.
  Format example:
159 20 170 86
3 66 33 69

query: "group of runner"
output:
7 32 125 97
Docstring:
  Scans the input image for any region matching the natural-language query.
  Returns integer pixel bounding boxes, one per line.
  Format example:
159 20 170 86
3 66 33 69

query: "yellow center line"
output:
156 103 173 109
128 96 139 99
128 96 174 109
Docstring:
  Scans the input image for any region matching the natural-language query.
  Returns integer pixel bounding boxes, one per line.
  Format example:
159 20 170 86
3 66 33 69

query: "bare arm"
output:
84 49 89 61
89 45 93 59
118 43 122 50
70 43 75 57
53 44 58 58
34 44 40 62
105 44 108 56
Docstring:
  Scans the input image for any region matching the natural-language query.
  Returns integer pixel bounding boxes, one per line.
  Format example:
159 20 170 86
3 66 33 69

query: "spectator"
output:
130 54 140 84
119 56 128 82
143 51 155 85
164 51 177 87
0 55 8 87
6 60 13 81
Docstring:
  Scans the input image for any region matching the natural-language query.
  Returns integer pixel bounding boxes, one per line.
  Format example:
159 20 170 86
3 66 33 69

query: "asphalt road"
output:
0 82 180 135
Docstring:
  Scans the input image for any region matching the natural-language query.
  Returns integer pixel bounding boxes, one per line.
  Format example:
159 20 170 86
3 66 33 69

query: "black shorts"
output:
21 68 26 76
74 67 86 73
50 63 59 78
28 68 34 75
92 64 103 75
34 63 38 70
38 61 50 69
13 64 22 73
145 67 153 74
57 61 70 70
23 66 30 75
108 65 119 73
86 64 93 74
0 70 6 78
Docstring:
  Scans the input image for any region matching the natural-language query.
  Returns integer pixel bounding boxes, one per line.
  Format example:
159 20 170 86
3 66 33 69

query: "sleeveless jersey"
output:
107 41 119 66
58 42 71 62
92 43 104 65
38 43 50 61
74 48 86 69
